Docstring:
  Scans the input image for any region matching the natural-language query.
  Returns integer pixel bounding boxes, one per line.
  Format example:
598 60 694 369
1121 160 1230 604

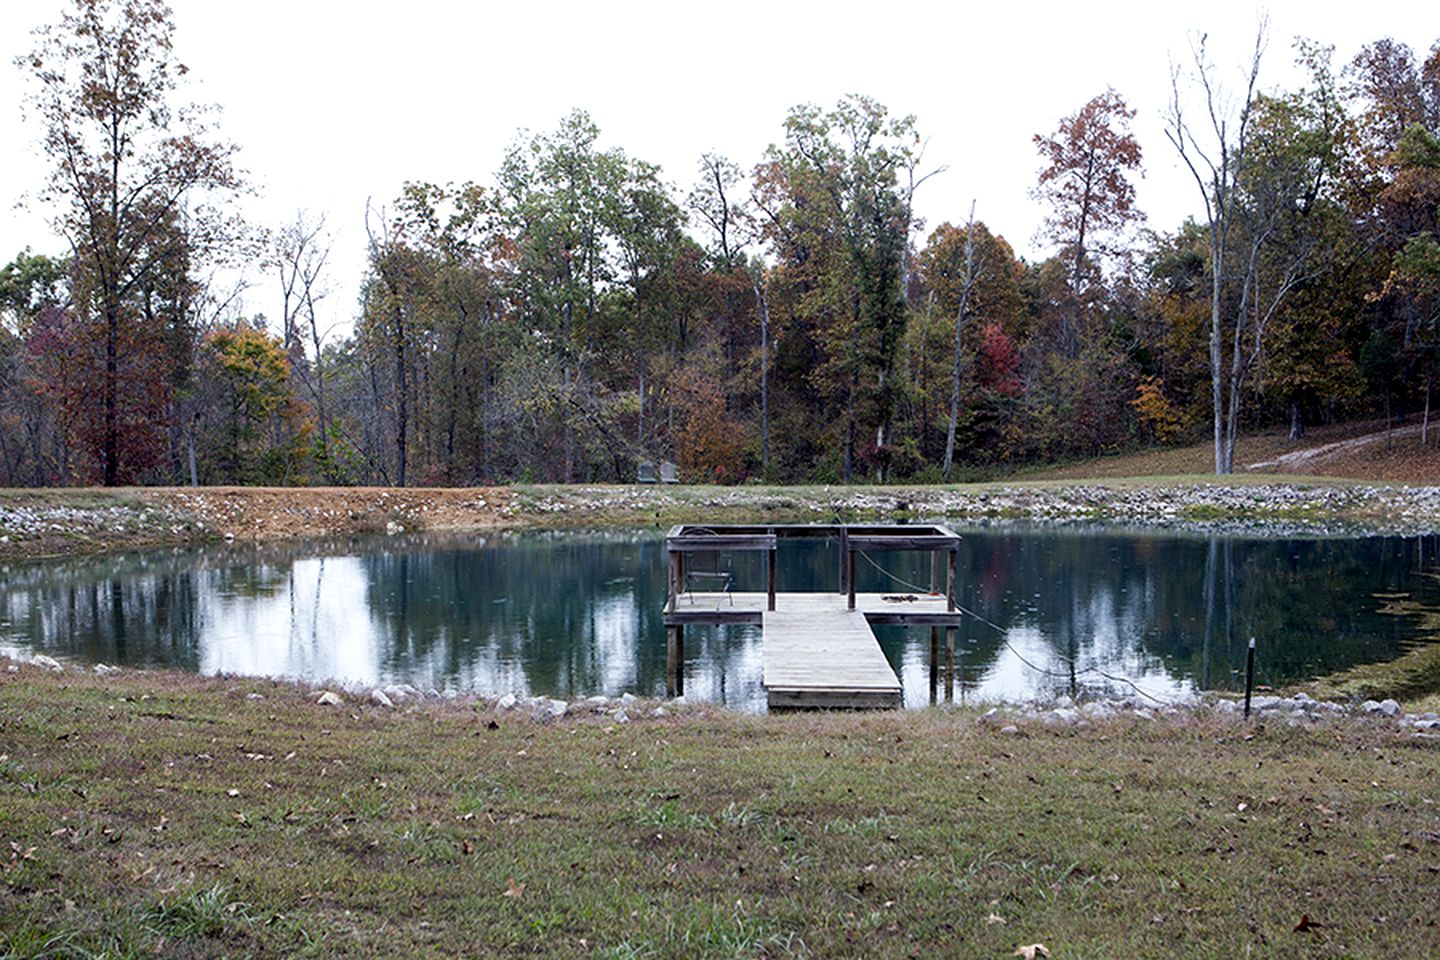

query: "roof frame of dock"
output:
664 522 963 619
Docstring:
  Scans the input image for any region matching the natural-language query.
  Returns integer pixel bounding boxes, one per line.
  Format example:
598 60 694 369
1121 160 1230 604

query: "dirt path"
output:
1247 423 1427 472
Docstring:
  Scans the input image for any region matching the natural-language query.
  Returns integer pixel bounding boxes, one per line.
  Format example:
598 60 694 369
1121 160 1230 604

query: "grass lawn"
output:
1 664 1436 958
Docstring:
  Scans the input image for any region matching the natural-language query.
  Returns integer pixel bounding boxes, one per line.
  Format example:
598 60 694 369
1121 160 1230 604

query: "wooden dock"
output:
662 523 964 709
668 591 964 708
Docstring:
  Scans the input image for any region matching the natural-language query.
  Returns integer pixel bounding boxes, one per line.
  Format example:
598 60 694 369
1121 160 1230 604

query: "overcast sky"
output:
3 1 1435 337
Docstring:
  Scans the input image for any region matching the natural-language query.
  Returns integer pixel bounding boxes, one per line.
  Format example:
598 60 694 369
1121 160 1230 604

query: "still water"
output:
2 526 1438 710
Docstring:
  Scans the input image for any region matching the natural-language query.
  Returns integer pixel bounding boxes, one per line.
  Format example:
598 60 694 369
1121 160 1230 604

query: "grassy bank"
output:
1 663 1436 958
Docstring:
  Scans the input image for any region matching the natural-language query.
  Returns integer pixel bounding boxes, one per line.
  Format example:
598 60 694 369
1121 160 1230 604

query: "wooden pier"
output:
663 524 965 709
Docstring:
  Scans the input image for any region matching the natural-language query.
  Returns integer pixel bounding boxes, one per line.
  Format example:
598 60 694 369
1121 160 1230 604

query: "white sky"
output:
2 1 1435 338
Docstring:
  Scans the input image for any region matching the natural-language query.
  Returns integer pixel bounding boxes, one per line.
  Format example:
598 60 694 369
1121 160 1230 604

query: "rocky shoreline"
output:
13 653 1435 738
976 691 1440 736
3 479 1439 561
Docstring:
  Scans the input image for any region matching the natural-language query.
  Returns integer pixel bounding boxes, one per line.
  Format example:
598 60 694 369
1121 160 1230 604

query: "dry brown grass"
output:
1 661 1436 958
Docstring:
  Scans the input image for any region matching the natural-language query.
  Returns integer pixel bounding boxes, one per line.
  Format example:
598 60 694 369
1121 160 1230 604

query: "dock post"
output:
667 552 679 611
767 546 777 611
946 548 957 612
929 626 939 703
666 626 677 697
838 528 849 595
666 624 685 698
930 550 940 594
848 546 857 610
945 626 955 702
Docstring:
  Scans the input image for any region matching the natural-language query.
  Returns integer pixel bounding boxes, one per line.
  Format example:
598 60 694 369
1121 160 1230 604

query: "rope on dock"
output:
856 549 1172 705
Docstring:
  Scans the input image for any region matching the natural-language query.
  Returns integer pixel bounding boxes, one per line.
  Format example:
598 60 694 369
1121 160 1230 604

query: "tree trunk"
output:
755 279 770 478
943 203 978 481
1423 376 1431 448
1289 401 1304 441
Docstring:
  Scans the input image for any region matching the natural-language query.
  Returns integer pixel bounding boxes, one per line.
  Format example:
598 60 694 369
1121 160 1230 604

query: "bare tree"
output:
274 212 334 467
1165 27 1266 474
942 201 981 481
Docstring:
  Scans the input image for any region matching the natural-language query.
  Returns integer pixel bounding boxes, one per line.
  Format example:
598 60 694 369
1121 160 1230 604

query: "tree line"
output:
2 0 1437 487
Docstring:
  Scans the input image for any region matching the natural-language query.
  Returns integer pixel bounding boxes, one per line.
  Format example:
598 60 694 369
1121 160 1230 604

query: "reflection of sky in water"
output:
201 557 381 686
1 529 1438 710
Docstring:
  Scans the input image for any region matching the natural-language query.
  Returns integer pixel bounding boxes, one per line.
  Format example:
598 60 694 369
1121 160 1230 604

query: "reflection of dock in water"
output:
662 524 964 709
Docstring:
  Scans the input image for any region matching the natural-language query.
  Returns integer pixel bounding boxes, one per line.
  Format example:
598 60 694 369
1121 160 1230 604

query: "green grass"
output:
1 664 1436 958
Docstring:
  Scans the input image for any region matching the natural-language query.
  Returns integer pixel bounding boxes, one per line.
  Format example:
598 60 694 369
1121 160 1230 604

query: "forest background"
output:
2 0 1438 488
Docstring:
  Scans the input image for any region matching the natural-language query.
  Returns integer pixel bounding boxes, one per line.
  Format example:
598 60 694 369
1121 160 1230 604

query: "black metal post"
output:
1243 637 1256 718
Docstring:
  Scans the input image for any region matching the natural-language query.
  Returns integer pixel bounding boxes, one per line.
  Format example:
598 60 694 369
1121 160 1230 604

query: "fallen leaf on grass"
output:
503 878 525 899
1294 914 1325 933
986 913 1006 925
1014 945 1050 959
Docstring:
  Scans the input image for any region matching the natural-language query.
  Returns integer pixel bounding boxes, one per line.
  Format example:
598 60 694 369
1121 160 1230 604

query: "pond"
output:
2 525 1438 710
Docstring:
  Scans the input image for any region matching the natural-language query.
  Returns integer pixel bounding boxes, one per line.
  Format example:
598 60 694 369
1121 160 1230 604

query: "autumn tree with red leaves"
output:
20 0 242 484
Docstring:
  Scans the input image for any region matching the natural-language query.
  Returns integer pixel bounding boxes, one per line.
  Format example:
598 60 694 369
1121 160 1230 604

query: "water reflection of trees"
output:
1 528 1436 705
358 532 680 698
922 527 1440 697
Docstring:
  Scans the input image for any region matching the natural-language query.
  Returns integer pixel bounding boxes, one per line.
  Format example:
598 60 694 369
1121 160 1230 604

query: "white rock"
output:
1052 695 1075 709
1080 702 1114 720
32 654 63 672
93 663 119 675
620 693 637 704
614 710 630 724
586 695 610 706
544 699 567 718
999 724 1020 735
394 683 420 699
651 707 669 718
382 685 408 701
1361 700 1384 714
315 690 344 706
1378 699 1402 718
496 693 518 711
246 692 265 701
1413 719 1440 731
370 689 394 708
1042 708 1080 726
978 707 1001 725
1211 699 1239 714
1132 708 1156 722
6 665 16 673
